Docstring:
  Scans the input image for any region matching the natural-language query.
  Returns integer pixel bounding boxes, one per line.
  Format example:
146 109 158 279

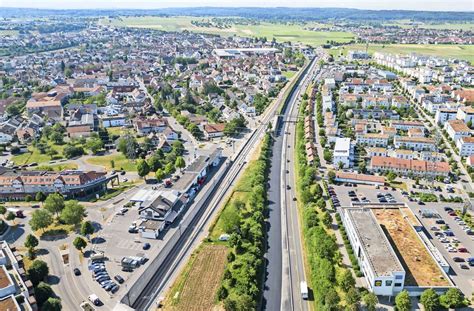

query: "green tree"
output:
137 159 150 179
24 234 39 258
73 236 87 253
80 220 95 237
172 141 185 155
147 155 162 172
27 260 49 286
6 211 15 221
60 200 85 225
42 297 62 311
440 288 464 309
387 171 397 183
35 192 47 204
44 193 65 217
346 287 360 311
35 281 54 306
337 269 355 292
0 205 6 219
321 211 332 229
363 292 378 311
155 169 165 182
49 131 64 144
420 288 440 311
395 290 411 311
175 156 186 170
164 162 175 175
30 209 53 232
328 170 336 184
86 137 104 154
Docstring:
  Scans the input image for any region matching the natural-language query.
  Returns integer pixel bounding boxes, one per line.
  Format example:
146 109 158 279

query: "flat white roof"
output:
334 137 351 157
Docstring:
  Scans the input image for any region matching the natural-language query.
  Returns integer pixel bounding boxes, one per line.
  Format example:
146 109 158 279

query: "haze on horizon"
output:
1 0 473 12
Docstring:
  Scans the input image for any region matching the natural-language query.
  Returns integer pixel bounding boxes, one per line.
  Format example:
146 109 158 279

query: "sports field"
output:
101 16 355 46
331 43 474 64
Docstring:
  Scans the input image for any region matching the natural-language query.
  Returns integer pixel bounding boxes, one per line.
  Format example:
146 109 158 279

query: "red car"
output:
448 212 457 216
458 247 469 253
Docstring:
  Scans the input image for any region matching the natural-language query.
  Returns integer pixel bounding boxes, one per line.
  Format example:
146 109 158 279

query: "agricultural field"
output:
330 43 474 64
0 30 19 36
384 20 474 31
163 244 228 311
101 16 355 46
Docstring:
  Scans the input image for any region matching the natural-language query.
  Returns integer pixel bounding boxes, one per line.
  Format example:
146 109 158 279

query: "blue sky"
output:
1 0 473 11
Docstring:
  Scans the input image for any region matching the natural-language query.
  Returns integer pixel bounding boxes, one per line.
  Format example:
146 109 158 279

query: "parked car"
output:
143 243 151 250
114 275 125 284
435 220 445 224
458 247 469 253
453 257 465 262
73 268 81 276
459 264 469 270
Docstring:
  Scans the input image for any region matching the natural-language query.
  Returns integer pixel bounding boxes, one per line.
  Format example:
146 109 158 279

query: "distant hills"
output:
1 7 473 22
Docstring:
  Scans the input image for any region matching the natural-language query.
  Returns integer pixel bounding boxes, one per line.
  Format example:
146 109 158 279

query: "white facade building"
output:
333 138 353 168
456 136 474 157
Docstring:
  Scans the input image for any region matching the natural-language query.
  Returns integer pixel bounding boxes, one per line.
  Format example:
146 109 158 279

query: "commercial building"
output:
333 138 353 168
341 204 453 297
0 169 108 200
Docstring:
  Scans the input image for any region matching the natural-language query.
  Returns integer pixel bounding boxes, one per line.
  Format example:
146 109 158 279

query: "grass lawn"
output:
102 16 354 46
95 181 137 201
330 43 474 64
86 153 137 171
282 71 297 79
12 143 66 165
163 243 228 310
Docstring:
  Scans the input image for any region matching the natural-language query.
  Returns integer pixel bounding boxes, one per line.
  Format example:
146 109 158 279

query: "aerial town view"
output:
0 0 473 310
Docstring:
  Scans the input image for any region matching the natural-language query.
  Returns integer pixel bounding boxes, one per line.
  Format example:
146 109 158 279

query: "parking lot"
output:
330 183 474 297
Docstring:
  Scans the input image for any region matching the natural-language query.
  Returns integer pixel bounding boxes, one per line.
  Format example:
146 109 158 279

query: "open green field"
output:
331 43 474 64
12 143 66 165
101 16 355 46
0 30 19 36
86 153 137 171
384 20 474 31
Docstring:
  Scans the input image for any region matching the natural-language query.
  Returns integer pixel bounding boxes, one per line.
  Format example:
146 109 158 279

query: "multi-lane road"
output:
263 54 320 311
126 58 313 311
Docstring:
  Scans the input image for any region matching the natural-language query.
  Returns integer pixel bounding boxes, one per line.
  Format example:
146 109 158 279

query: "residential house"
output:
394 137 436 151
369 156 450 178
445 120 471 142
356 133 389 147
134 117 168 135
203 123 226 140
456 136 474 157
435 108 457 125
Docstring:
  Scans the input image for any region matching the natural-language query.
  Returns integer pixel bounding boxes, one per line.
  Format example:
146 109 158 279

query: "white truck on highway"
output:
300 281 309 299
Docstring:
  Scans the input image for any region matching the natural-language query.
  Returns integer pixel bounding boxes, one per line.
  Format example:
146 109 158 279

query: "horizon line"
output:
0 6 473 13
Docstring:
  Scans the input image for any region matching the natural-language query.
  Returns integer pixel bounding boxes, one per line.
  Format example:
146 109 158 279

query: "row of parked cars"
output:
91 260 121 294
444 207 474 236
377 192 397 204
327 186 340 208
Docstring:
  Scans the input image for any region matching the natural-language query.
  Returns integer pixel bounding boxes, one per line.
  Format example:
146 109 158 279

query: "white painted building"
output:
435 109 457 125
457 106 474 124
343 208 406 296
333 137 353 168
356 133 389 147
444 120 471 142
394 136 436 151
456 136 474 157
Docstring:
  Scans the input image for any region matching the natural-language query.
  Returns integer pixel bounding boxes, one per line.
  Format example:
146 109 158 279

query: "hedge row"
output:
217 134 273 311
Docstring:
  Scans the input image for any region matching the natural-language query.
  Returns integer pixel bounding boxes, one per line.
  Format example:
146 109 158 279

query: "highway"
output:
263 54 320 311
127 58 306 311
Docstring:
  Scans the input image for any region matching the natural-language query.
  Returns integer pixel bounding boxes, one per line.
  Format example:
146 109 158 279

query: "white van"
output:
88 294 101 306
300 281 309 299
